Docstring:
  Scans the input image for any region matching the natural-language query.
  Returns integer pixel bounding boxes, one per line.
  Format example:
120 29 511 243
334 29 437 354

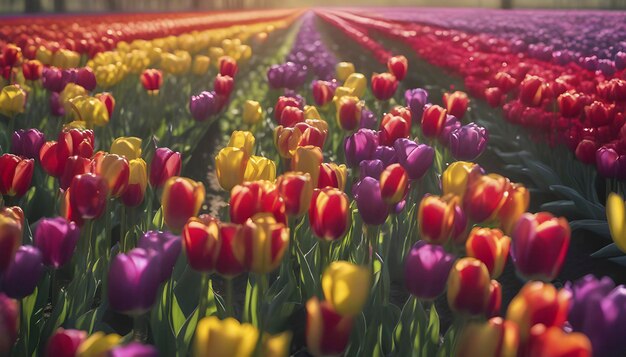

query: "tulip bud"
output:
296 122 326 149
421 105 447 139
344 128 379 167
190 91 220 121
355 177 390 226
274 96 301 123
447 257 491 316
140 69 163 94
276 172 313 217
229 181 286 225
312 80 336 107
76 67 97 91
214 74 234 97
519 75 545 107
0 213 22 272
455 317 520 357
463 173 510 223
344 73 367 98
11 128 45 160
161 177 205 232
94 153 129 197
485 280 502 318
34 217 80 269
279 106 304 127
218 56 238 77
404 241 455 300
466 227 510 279
336 96 362 131
193 316 272 357
75 331 121 357
227 131 255 156
585 101 611 127
511 212 570 282
379 163 408 205
309 187 350 241
292 145 323 187
506 281 571 343
322 261 370 316
497 183 530 234
236 214 289 274
68 173 108 221
379 114 410 146
443 91 469 119
387 55 408 81
110 136 142 160
2 44 22 67
336 62 355 82
0 293 18 355
394 138 434 180
183 216 225 273
149 147 182 188
59 155 91 191
442 161 480 200
242 100 262 125
244 156 276 182
449 123 488 161
138 231 181 283
371 72 398 101
22 59 43 81
417 194 460 245
0 153 34 197
215 147 248 191
484 87 504 108
45 328 87 357
0 84 26 118
527 324 592 357
306 297 353 357
1 245 43 299
95 92 115 119
121 158 148 207
558 92 583 118
192 55 211 75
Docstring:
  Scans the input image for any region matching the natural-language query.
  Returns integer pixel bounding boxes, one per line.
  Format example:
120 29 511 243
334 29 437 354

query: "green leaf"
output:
570 219 610 240
592 243 625 258
74 302 107 334
422 304 440 356
176 307 200 357
549 185 605 220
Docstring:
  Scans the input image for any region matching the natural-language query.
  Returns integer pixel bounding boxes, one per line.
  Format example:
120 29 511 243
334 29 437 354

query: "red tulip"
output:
230 181 286 225
309 187 350 241
306 297 353 357
443 91 469 119
2 44 22 68
140 69 163 94
312 80 335 107
218 56 238 77
484 87 504 107
558 92 583 118
0 153 34 197
274 96 301 122
519 75 545 107
466 227 510 279
447 257 492 316
463 173 511 223
280 106 304 127
149 147 182 188
276 172 313 217
379 114 410 146
417 194 460 245
59 155 92 191
67 173 108 221
22 59 43 81
485 280 502 318
161 177 205 232
183 215 242 276
95 92 115 119
0 293 18 355
379 163 408 205
45 328 87 357
336 96 362 131
527 324 592 357
585 101 611 127
421 105 447 139
371 72 398 101
317 163 347 191
387 55 408 81
214 74 234 97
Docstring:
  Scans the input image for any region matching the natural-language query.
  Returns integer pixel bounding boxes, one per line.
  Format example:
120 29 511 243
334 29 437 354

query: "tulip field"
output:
2 6 626 357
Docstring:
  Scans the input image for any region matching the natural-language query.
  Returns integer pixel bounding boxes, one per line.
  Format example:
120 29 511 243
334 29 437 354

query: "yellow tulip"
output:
69 96 109 127
76 332 121 357
304 105 322 121
215 147 248 191
60 83 87 113
343 73 367 98
208 47 225 65
0 85 26 117
193 316 258 357
607 192 626 252
292 145 323 187
122 158 148 207
243 100 262 125
442 161 479 201
333 86 355 102
262 331 292 357
124 50 150 74
51 49 80 69
110 137 142 160
244 156 276 182
336 62 355 82
322 261 371 316
192 55 211 75
305 119 329 137
36 46 53 65
227 131 255 156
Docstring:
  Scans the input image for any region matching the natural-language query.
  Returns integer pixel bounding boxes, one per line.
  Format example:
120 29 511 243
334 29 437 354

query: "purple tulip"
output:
354 177 390 226
359 107 377 129
108 248 162 315
404 241 455 300
405 88 428 122
61 69 78 87
373 145 398 167
344 129 379 167
581 56 599 71
42 67 64 92
109 342 159 357
596 146 626 180
75 68 97 91
598 59 616 76
11 129 45 159
359 159 385 181
394 139 434 180
565 275 626 356
615 52 626 71
49 92 65 116
1 246 44 299
138 231 181 283
189 91 219 122
267 64 284 89
34 217 80 269
393 199 407 214
438 114 461 146
448 123 488 161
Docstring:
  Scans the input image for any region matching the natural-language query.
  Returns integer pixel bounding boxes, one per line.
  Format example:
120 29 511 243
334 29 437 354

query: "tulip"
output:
318 163 347 191
519 75 545 107
193 316 262 357
336 62 355 81
389 106 412 127
527 324 592 357
1 245 43 299
359 159 385 181
417 194 459 245
108 248 162 315
67 173 108 221
0 213 22 272
110 136 142 160
76 68 97 91
218 56 238 77
275 173 314 218
449 123 488 161
379 163 408 205
387 55 408 81
596 145 626 180
274 96 301 123
344 73 367 98
0 293 18 355
371 72 398 101
161 177 205 232
190 91 220 121
76 332 121 357
45 328 87 357
312 80 336 107
374 145 399 167
360 107 377 129
227 131 255 156
336 96 362 131
94 153 129 197
296 122 326 149
309 187 350 241
2 44 22 67
68 95 110 127
355 177 390 226
586 101 611 127
442 161 480 200
215 147 248 191
214 74 234 97
506 281 571 343
236 214 289 274
576 139 599 165
42 67 64 92
607 192 626 252
60 83 87 114
22 59 43 81
95 92 115 119
242 100 262 125
292 145 323 187
404 241 455 300
0 153 34 197
455 317 519 357
59 155 92 191
274 126 302 159
484 87 504 108
244 156 277 182
322 261 370 316
466 227 510 279
511 212 570 282
34 217 79 268
463 173 510 223
485 279 502 318
0 84 26 118
138 230 181 283
279 106 304 127
50 92 66 116
394 138 434 180
51 49 80 69
498 183 530 234
379 114 410 146
109 342 159 357
405 88 428 122
447 257 491 316
230 181 286 225
149 147 182 188
421 105 447 139
344 128 379 167
140 69 163 94
443 91 469 119
306 297 353 357
121 158 148 207
192 55 211 75
11 128 45 160
333 86 354 100
304 106 323 122
558 92 583 118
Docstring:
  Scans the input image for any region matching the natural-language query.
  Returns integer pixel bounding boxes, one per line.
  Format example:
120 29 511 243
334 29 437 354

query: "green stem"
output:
319 240 330 278
120 205 127 251
133 313 148 342
198 274 210 319
225 277 234 318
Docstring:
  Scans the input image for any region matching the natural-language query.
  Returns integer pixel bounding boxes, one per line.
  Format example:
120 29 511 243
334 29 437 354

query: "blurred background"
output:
1 0 625 14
